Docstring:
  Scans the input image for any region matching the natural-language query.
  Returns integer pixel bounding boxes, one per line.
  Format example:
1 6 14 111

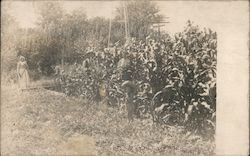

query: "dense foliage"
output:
1 3 20 82
2 1 161 79
2 1 216 139
59 21 217 138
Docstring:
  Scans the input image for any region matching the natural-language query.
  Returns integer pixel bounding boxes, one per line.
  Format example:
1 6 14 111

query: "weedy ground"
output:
1 85 215 156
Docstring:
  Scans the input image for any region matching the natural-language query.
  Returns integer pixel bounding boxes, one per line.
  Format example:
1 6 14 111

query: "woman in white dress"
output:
17 56 30 89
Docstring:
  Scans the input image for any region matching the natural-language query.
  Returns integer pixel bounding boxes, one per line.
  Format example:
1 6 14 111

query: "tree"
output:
88 17 109 47
32 2 66 75
114 0 163 40
36 1 64 28
1 2 19 74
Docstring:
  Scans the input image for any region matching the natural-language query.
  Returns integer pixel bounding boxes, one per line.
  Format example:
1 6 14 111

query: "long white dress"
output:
17 61 30 89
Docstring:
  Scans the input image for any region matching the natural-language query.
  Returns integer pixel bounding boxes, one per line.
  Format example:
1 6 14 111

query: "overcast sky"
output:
4 1 249 34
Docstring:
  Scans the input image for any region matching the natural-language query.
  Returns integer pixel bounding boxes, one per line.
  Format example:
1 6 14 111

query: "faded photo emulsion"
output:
1 1 249 156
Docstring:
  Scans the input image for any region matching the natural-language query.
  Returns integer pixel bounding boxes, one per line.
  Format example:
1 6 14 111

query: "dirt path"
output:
1 85 214 156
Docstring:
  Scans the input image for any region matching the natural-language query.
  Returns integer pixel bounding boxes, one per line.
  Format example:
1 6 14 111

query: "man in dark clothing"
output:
119 53 138 122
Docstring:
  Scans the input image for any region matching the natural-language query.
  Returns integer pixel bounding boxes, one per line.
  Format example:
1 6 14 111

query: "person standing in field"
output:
17 56 30 90
119 52 138 122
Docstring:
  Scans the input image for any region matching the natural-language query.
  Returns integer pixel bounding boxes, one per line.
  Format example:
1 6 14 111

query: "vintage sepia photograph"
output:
1 1 249 156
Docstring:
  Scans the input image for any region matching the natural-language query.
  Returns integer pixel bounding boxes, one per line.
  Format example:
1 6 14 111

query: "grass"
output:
1 85 215 156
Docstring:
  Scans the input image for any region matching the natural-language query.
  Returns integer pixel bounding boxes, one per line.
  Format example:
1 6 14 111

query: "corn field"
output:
58 21 217 138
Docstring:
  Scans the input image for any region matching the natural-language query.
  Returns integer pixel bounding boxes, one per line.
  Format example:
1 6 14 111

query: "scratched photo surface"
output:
1 1 249 156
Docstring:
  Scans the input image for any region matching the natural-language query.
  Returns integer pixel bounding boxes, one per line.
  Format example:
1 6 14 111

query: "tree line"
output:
2 1 162 80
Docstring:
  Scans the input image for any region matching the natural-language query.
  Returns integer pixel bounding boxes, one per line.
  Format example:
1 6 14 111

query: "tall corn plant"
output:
60 21 216 138
151 21 216 137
